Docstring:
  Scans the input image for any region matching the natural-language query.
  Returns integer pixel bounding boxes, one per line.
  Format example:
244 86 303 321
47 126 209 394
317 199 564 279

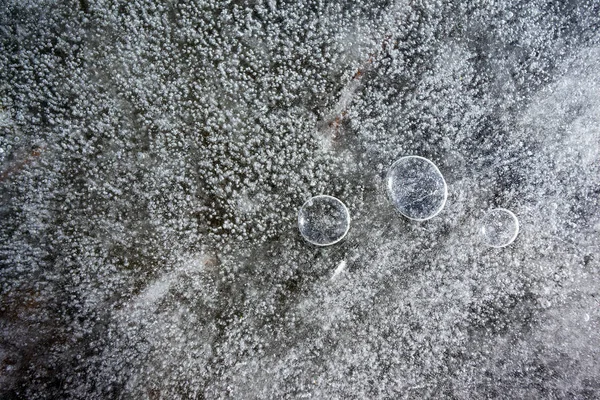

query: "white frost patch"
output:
125 254 208 313
330 259 347 280
0 110 12 127
236 191 256 214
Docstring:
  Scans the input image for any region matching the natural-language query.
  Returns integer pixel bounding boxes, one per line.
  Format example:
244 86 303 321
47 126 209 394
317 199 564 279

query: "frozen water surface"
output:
298 195 350 246
1 0 600 399
386 155 447 220
480 208 519 248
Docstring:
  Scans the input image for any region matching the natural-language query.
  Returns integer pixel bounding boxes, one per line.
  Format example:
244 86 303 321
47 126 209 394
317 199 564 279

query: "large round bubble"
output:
480 208 519 248
386 156 448 220
298 195 350 246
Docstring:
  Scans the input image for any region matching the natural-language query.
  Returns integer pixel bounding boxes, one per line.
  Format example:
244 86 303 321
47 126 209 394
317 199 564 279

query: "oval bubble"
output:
480 208 519 248
298 195 350 246
386 156 447 220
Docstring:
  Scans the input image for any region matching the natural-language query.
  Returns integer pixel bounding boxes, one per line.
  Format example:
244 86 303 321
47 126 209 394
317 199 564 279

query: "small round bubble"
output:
480 208 519 248
386 156 447 220
298 195 350 246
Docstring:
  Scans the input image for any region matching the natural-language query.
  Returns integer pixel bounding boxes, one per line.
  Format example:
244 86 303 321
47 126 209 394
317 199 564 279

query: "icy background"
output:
1 0 600 398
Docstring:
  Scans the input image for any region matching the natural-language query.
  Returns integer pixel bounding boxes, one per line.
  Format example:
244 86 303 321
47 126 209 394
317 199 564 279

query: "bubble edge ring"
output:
480 207 520 248
385 155 448 221
297 194 351 246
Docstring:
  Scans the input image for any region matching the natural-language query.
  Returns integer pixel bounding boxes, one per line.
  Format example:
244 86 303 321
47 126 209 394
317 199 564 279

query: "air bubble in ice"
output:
480 208 519 248
298 195 350 246
386 156 447 220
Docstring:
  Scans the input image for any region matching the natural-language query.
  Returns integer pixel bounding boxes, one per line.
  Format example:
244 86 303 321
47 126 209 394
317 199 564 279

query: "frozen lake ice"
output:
1 0 600 399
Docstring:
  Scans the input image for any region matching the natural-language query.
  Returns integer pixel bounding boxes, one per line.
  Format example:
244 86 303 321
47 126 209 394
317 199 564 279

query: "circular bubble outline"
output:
298 194 351 246
385 155 448 221
480 207 520 248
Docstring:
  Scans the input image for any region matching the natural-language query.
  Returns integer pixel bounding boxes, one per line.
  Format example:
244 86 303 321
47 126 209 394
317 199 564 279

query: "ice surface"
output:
298 195 350 246
1 0 600 398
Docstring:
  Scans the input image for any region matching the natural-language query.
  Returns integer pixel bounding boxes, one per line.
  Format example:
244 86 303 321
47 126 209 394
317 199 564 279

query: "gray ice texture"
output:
1 0 600 399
